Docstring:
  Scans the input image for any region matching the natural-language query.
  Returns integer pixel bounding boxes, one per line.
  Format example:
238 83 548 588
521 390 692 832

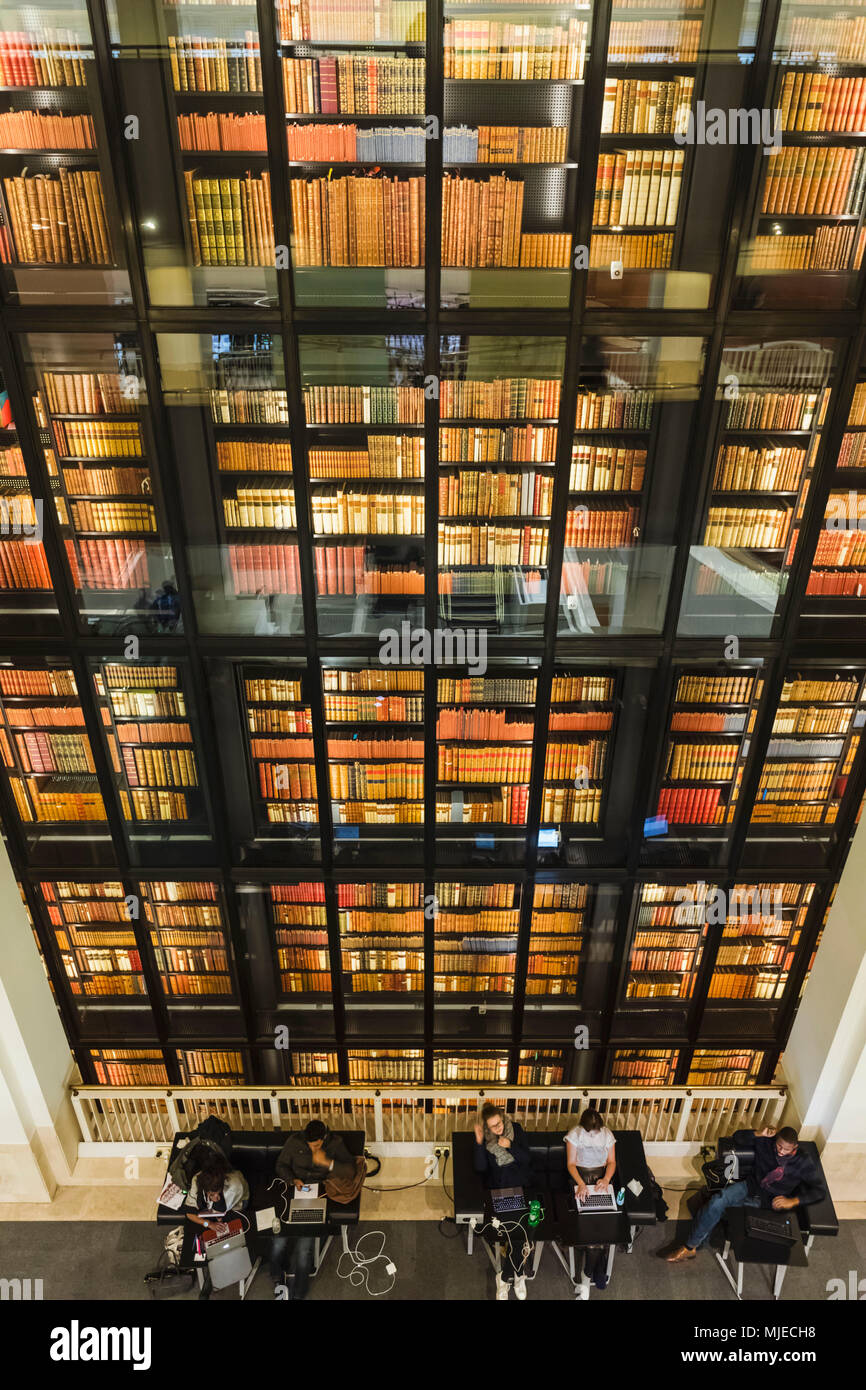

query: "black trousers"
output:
487 1212 533 1283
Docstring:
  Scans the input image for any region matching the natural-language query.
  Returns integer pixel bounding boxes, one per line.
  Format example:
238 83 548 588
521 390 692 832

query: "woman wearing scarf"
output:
472 1103 534 1300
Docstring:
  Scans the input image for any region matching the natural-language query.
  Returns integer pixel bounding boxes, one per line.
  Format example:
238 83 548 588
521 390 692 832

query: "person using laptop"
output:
565 1107 617 1296
472 1104 534 1301
182 1155 250 1300
270 1120 357 1300
665 1125 826 1264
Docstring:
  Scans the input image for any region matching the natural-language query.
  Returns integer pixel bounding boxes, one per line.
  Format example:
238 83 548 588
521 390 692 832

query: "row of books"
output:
626 981 693 999
564 505 639 548
544 739 607 779
66 538 151 591
438 678 536 704
593 151 684 228
13 731 94 775
280 969 328 990
184 172 274 266
0 111 94 149
277 0 426 44
666 742 738 780
168 36 262 94
607 19 701 65
313 548 422 594
329 763 422 797
782 676 859 701
440 425 557 462
671 712 745 733
10 780 105 823
42 372 133 417
756 764 836 799
779 73 866 132
338 883 421 907
304 384 423 424
575 390 653 431
766 737 843 759
706 972 786 1001
752 801 835 822
223 489 296 529
289 174 424 266
63 466 149 495
310 490 423 534
211 388 289 424
441 378 560 421
54 419 142 457
540 787 601 823
779 16 866 66
434 975 511 992
760 147 866 217
806 571 864 597
309 437 423 478
0 541 52 589
435 911 517 933
0 30 89 86
773 709 850 736
439 470 553 518
282 56 424 116
228 544 302 594
442 174 523 268
442 21 587 82
813 529 866 566
838 435 866 469
289 123 426 163
601 77 694 135
121 788 189 820
570 447 646 493
713 445 805 493
258 761 317 801
589 233 673 269
217 440 292 473
677 673 755 704
69 501 155 533
437 787 529 823
324 694 422 722
438 746 532 782
656 787 721 825
716 943 790 966
437 524 549 566
534 882 588 907
725 390 818 432
2 171 112 266
120 747 197 789
745 226 862 272
443 126 568 165
346 972 422 990
178 112 267 152
437 709 532 741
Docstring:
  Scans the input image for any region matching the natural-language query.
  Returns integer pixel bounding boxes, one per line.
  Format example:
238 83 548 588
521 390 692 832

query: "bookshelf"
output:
300 334 426 636
433 879 521 1003
0 666 107 834
176 1046 246 1085
517 1048 565 1084
37 878 145 1001
21 331 178 629
703 881 814 1012
610 1048 679 1086
736 0 866 310
348 1048 424 1082
651 665 765 842
0 374 57 628
90 1047 168 1085
0 1 131 305
433 1050 509 1082
621 881 708 1007
686 1048 764 1086
239 667 319 838
525 880 589 999
288 1048 340 1085
540 672 615 840
141 878 235 1001
338 880 425 1005
438 334 563 634
268 879 330 998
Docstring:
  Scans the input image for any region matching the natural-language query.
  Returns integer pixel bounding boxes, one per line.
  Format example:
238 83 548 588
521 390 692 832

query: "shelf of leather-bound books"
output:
267 878 331 1001
347 1048 424 1083
140 878 238 1008
0 3 133 305
338 881 424 1029
701 882 813 1038
0 665 115 864
803 487 866 619
238 667 320 855
516 1048 565 1085
440 2 588 307
435 670 538 865
90 1048 169 1085
733 0 866 310
588 0 749 311
642 665 764 868
685 1048 765 1086
36 878 152 1025
524 880 588 1004
433 1050 510 1083
680 338 834 638
108 0 275 307
0 405 59 630
323 661 424 864
156 329 303 636
742 668 866 869
437 334 563 633
615 882 707 1034
609 1047 679 1086
176 1046 248 1085
432 880 520 1026
91 659 215 865
539 673 616 859
20 330 181 633
285 1049 340 1085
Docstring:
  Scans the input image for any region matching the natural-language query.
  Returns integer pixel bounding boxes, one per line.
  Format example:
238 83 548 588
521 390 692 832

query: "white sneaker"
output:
495 1275 510 1301
575 1281 590 1301
513 1275 527 1301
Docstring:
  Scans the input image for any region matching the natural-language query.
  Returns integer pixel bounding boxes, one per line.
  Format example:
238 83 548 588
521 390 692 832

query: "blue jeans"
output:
270 1234 316 1297
687 1180 761 1249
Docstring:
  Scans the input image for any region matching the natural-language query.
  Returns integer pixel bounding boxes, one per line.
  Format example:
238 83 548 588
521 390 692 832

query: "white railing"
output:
70 1084 787 1150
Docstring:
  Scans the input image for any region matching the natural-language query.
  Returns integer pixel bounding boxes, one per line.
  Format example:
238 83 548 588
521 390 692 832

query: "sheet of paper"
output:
158 1176 185 1211
294 1184 320 1200
627 1178 643 1196
256 1206 276 1232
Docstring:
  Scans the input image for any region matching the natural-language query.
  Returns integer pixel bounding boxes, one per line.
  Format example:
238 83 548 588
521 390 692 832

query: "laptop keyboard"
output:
579 1193 617 1209
747 1215 792 1239
289 1208 326 1223
492 1194 526 1213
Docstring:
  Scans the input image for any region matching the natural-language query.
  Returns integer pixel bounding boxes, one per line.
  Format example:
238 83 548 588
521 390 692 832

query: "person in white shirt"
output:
564 1109 617 1298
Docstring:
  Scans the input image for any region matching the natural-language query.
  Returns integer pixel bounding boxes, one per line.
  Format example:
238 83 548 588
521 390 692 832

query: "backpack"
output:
647 1165 668 1221
168 1116 233 1193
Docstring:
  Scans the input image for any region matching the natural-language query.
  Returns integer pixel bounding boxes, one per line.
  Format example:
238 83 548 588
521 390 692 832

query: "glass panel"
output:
680 336 836 637
109 0 275 307
37 877 148 1007
347 1049 424 1082
433 879 520 1031
141 878 238 1009
0 368 59 631
687 1048 764 1085
618 882 708 1040
238 665 321 861
90 1048 168 1084
282 0 426 309
610 1048 679 1086
701 882 813 1036
176 1047 247 1084
300 334 425 636
539 672 614 854
441 0 591 308
339 880 424 1036
735 0 866 311
433 1050 509 1082
0 0 132 304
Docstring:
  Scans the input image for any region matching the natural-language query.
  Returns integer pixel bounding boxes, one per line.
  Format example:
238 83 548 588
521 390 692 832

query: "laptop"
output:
491 1186 528 1215
287 1196 328 1226
204 1231 253 1289
575 1184 618 1213
745 1209 796 1246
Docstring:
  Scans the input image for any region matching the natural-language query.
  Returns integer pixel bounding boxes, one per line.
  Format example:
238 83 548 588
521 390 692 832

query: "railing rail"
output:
70 1085 787 1148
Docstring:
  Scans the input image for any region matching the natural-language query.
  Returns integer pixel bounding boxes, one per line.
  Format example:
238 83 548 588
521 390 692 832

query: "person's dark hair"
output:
304 1119 328 1143
777 1126 799 1146
480 1103 504 1124
198 1164 227 1194
579 1107 605 1133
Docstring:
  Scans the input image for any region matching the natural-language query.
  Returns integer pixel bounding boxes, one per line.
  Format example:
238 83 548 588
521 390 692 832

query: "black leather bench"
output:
717 1135 838 1249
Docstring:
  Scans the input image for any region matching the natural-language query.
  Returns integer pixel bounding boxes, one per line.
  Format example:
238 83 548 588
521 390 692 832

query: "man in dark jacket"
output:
666 1125 826 1262
473 1104 534 1300
269 1121 356 1299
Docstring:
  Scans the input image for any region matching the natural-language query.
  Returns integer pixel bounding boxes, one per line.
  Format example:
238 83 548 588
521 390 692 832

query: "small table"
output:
715 1206 809 1300
468 1190 560 1282
180 1214 261 1300
554 1189 631 1289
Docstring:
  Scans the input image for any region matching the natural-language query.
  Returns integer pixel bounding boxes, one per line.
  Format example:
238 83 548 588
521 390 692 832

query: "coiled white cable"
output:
336 1230 397 1297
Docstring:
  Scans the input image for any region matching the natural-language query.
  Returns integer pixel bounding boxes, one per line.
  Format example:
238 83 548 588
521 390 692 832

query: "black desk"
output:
179 1211 260 1300
258 1182 354 1280
554 1188 631 1286
716 1206 809 1300
469 1189 564 1282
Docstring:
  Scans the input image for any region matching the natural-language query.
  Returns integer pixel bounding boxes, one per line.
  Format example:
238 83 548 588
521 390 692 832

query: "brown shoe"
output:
665 1245 697 1263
